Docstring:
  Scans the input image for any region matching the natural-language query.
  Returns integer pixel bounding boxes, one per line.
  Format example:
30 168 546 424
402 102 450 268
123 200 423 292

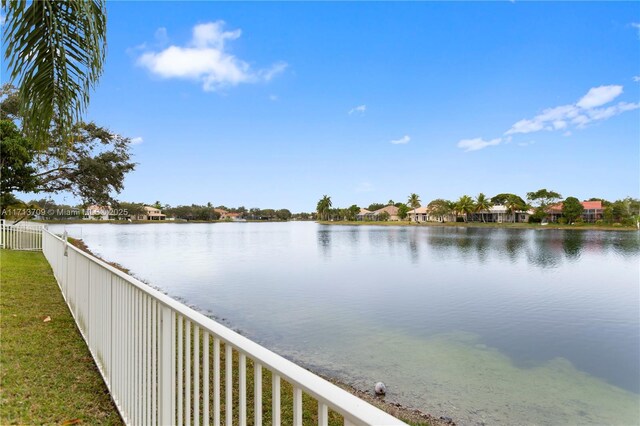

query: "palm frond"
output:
2 0 107 149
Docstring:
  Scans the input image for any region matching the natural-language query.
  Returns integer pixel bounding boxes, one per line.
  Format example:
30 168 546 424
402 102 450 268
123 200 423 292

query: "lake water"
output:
48 222 640 425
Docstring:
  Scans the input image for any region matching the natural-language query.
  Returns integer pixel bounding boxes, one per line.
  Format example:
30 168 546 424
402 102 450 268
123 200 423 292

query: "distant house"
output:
377 205 400 221
84 205 110 220
135 206 166 221
359 205 400 221
469 205 532 223
408 206 429 222
214 208 244 221
214 208 239 220
355 205 401 221
356 208 372 221
408 206 459 223
213 208 228 218
581 201 605 222
407 204 530 223
547 200 603 223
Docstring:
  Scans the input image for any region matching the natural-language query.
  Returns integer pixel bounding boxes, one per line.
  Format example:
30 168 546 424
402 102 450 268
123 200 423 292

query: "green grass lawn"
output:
0 249 122 425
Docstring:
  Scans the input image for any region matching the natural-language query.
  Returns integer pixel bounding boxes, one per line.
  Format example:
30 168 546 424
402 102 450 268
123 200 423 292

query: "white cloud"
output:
586 101 640 122
259 62 288 81
137 21 287 91
349 104 367 115
536 104 580 122
633 76 640 82
632 22 640 37
518 140 535 147
0 14 6 26
576 85 623 109
505 105 580 135
457 137 501 152
390 135 410 145
552 120 567 130
192 21 241 48
504 84 633 136
571 115 590 128
505 118 546 135
269 94 278 101
131 137 144 145
459 82 637 152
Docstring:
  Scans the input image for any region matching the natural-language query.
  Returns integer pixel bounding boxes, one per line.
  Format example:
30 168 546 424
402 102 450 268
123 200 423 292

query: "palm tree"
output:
474 193 492 223
505 195 527 223
455 195 475 222
3 0 107 147
316 195 332 221
407 193 421 222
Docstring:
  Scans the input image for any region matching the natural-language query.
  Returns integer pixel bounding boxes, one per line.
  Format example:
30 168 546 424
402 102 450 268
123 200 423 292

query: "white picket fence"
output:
0 220 44 250
37 228 405 426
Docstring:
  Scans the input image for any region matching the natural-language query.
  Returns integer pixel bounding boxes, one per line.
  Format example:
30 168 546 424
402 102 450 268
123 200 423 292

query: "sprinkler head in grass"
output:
374 382 386 395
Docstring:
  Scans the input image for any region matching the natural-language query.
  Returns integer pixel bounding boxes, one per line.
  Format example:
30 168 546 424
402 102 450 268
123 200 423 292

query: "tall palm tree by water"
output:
316 195 332 221
408 193 421 222
456 195 475 222
475 193 493 223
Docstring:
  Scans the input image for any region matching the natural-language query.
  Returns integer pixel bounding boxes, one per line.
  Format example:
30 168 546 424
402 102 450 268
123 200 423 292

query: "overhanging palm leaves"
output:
2 0 107 148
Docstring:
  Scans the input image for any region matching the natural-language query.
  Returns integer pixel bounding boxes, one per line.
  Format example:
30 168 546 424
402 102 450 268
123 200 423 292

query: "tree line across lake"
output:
6 198 315 222
4 191 638 228
316 190 640 227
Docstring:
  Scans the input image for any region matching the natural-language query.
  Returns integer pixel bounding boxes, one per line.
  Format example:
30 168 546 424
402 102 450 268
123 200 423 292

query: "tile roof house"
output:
372 205 400 221
408 206 429 222
356 208 372 221
214 208 243 220
356 206 400 221
547 200 603 223
134 206 166 221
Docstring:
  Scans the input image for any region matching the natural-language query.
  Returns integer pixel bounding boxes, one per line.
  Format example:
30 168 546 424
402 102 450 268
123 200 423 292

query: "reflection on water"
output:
48 223 640 425
318 228 332 258
563 231 584 259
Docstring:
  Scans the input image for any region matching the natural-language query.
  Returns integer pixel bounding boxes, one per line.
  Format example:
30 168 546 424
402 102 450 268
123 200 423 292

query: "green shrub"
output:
613 222 622 227
557 217 567 225
622 218 635 227
595 220 603 225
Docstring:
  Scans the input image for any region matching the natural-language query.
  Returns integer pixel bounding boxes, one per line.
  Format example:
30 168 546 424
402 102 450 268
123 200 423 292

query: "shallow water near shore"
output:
49 222 640 425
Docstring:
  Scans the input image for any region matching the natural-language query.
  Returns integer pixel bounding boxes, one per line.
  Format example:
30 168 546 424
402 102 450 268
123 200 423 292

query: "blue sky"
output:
9 2 640 211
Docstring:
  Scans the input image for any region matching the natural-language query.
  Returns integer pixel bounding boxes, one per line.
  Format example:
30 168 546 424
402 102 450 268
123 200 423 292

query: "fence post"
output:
159 304 174 425
63 231 69 257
